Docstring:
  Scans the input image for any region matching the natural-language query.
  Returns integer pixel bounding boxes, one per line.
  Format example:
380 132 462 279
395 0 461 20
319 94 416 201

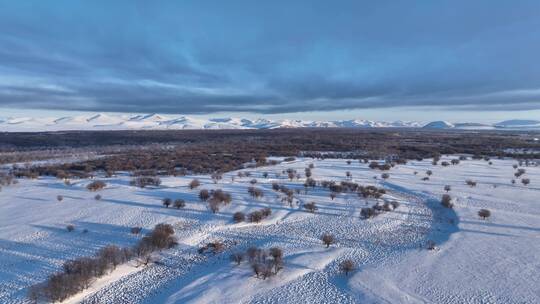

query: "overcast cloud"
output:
1 0 539 115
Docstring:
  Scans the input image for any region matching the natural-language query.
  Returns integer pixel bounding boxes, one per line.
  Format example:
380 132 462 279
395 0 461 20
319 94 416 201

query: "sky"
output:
1 0 540 123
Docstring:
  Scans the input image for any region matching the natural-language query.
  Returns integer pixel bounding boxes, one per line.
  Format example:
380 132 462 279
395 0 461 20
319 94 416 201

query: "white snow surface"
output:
0 157 539 303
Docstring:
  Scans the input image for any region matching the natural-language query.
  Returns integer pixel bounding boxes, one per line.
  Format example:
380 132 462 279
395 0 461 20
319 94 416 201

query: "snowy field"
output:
1 156 539 303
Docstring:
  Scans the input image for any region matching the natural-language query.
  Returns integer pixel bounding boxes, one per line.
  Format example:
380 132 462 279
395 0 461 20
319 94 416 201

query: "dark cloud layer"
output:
1 0 539 114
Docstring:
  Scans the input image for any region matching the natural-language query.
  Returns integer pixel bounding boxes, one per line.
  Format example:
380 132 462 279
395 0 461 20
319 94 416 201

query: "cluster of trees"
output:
284 168 299 181
272 183 295 206
304 202 318 213
242 207 272 223
198 241 225 254
86 180 106 191
28 223 176 303
247 186 264 199
230 246 284 280
162 198 186 209
361 201 400 219
369 161 392 171
199 189 232 213
130 176 162 188
5 128 540 180
231 208 274 223
513 168 532 186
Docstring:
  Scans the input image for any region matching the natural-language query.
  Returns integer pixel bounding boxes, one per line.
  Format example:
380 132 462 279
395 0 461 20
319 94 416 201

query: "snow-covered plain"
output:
0 157 539 303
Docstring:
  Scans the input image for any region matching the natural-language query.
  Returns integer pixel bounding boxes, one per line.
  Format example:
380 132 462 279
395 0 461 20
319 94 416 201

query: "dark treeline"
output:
3 129 540 177
28 223 177 303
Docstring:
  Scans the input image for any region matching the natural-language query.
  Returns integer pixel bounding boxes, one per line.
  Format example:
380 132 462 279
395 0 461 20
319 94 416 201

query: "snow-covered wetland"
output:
1 156 539 303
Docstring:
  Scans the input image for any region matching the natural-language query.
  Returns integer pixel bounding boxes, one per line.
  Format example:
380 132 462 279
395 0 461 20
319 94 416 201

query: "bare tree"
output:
321 233 335 248
444 185 451 192
189 179 201 190
304 202 318 213
174 199 186 209
162 198 172 208
87 180 106 191
211 172 222 184
199 189 210 201
233 211 245 223
230 252 244 265
478 209 491 219
441 194 453 208
340 259 355 276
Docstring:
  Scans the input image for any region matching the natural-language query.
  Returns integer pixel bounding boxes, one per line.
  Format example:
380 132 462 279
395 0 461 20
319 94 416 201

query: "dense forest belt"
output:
2 129 539 175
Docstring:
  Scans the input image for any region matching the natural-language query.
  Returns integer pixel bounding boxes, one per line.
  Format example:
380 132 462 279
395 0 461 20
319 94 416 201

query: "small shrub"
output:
381 173 390 180
94 194 102 201
522 178 530 186
390 200 400 209
57 195 63 202
466 179 477 187
66 224 75 232
444 185 451 192
130 176 161 188
426 170 433 176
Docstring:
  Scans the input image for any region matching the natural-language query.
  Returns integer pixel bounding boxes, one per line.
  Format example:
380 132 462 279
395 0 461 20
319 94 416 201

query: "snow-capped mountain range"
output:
0 114 538 132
